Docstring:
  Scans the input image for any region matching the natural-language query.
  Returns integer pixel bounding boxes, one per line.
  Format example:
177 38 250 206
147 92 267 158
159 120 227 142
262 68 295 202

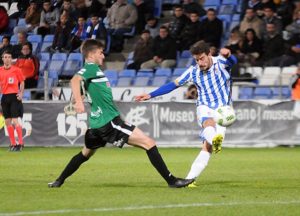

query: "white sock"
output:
202 126 217 145
186 150 211 179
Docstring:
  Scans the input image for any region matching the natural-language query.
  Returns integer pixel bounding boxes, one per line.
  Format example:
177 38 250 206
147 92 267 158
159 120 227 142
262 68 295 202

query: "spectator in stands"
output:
145 16 160 38
0 36 12 65
225 28 243 55
271 32 300 67
260 23 285 66
14 0 41 34
166 5 189 45
9 0 30 19
68 15 88 52
106 0 138 52
293 0 300 20
36 0 60 37
291 64 300 100
0 5 8 34
178 11 201 51
276 0 295 29
262 5 283 35
240 8 264 39
49 13 73 53
127 29 153 70
15 42 39 89
182 0 206 17
141 26 176 69
88 0 107 19
12 32 31 59
134 0 154 34
59 0 78 24
198 8 223 48
184 84 198 100
85 14 107 49
285 10 300 39
239 28 263 66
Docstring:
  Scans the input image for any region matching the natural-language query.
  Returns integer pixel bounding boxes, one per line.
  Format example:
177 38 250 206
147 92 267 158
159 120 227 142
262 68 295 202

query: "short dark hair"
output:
190 41 210 55
2 49 13 57
22 42 32 51
80 39 104 58
2 36 10 42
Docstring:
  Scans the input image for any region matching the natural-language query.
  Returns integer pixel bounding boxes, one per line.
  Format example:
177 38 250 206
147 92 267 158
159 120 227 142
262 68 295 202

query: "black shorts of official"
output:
1 93 23 119
85 116 136 149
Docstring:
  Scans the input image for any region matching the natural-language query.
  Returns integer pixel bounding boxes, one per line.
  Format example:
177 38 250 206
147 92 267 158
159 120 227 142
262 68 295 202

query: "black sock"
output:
146 146 176 184
56 152 89 183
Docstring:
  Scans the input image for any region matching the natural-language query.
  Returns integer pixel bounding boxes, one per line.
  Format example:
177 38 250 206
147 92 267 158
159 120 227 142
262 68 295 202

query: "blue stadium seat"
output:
117 77 133 86
124 52 134 68
154 0 162 17
137 69 154 77
180 50 192 58
119 69 136 77
218 14 232 23
204 5 218 11
155 68 172 77
27 34 43 45
43 34 55 43
177 58 193 68
51 53 67 61
232 14 241 21
133 76 151 86
104 34 111 54
222 0 238 5
152 76 169 86
203 0 221 6
104 70 118 87
239 87 253 99
253 87 272 99
68 53 83 67
40 42 52 52
10 34 18 45
39 61 48 77
0 35 3 41
173 68 187 76
61 60 80 77
272 87 291 99
36 77 54 93
48 60 64 76
39 53 51 62
123 26 136 37
17 18 26 26
31 42 39 55
219 5 235 14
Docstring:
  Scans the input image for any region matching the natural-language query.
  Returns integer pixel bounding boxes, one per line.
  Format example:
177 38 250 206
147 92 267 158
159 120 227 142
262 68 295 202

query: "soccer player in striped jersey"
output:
48 39 194 188
135 41 237 186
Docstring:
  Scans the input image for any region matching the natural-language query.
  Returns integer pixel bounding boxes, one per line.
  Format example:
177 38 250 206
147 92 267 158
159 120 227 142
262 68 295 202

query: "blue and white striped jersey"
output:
175 55 237 109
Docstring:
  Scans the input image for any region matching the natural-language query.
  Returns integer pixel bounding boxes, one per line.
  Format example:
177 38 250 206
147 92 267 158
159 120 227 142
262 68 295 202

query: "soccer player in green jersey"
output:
48 39 194 188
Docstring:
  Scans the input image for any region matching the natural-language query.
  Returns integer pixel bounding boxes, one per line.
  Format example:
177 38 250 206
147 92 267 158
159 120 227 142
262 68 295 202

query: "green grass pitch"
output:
0 147 299 216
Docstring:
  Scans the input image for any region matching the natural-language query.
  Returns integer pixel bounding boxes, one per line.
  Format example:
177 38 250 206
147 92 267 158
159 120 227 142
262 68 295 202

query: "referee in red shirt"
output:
0 50 25 151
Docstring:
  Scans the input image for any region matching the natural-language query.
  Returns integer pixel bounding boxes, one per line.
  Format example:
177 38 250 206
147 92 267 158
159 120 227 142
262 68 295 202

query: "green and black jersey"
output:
77 62 119 128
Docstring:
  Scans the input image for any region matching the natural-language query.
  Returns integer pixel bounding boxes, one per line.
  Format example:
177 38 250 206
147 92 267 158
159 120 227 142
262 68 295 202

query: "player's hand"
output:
220 48 231 58
16 93 23 101
134 93 151 102
74 101 85 113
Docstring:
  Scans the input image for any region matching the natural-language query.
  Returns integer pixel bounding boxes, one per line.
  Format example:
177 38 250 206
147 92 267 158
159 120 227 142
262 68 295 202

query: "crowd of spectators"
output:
0 0 299 96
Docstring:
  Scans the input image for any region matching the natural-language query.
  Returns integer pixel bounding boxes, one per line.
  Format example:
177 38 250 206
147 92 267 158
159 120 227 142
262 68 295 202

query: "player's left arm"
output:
17 81 24 101
219 48 238 68
135 81 179 101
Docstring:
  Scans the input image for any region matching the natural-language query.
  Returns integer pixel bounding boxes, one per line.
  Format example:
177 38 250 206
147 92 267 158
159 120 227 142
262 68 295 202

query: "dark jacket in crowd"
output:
152 35 177 60
199 17 223 48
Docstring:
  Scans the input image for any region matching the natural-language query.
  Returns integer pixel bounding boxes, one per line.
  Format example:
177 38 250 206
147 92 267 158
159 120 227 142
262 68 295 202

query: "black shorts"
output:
1 93 23 119
85 116 136 149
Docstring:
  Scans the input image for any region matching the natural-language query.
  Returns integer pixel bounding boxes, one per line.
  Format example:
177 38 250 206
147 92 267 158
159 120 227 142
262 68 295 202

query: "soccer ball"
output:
214 106 236 127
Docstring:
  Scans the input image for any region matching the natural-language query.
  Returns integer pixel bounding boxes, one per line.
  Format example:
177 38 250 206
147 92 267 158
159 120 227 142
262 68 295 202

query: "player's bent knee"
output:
81 147 96 158
202 118 216 128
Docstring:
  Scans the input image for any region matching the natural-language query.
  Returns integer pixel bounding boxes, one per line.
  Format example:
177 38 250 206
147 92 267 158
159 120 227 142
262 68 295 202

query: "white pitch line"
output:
1 200 300 216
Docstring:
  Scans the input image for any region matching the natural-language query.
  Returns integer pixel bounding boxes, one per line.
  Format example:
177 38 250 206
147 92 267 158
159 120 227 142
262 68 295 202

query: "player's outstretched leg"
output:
129 127 194 188
48 148 94 188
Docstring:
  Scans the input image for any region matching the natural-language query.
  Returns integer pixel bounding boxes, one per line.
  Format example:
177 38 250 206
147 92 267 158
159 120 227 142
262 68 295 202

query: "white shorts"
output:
196 105 226 142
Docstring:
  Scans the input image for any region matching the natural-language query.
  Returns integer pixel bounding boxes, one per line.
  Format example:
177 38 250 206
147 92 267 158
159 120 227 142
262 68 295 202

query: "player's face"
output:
92 48 105 66
194 53 211 71
2 54 12 67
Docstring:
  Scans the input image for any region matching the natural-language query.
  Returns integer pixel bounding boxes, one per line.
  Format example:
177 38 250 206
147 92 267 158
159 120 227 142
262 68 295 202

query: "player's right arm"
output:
71 75 85 113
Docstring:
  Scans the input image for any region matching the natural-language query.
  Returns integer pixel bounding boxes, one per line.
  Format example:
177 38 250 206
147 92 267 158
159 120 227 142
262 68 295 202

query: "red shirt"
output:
0 65 25 94
292 78 300 100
